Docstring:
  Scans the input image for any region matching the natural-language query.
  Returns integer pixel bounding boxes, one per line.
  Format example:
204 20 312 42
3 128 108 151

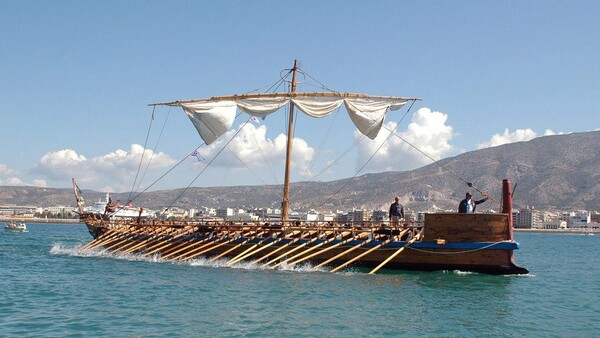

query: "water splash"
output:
50 243 162 263
187 256 329 273
51 243 330 274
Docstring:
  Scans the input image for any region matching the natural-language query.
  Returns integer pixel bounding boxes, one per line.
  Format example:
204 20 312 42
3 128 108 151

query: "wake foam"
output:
50 243 329 273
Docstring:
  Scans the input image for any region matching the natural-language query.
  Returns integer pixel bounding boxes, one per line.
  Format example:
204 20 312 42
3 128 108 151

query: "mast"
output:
281 60 298 223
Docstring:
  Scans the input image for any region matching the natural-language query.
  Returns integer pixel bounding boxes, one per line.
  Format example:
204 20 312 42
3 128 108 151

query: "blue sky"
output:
1 1 599 192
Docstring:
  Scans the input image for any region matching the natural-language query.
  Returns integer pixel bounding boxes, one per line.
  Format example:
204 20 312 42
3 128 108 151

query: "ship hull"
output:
80 211 528 275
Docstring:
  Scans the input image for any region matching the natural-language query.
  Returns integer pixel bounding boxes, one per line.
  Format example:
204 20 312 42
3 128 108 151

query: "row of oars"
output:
78 223 423 274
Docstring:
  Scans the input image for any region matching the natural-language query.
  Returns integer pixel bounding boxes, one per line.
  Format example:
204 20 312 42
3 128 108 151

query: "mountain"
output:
1 130 599 212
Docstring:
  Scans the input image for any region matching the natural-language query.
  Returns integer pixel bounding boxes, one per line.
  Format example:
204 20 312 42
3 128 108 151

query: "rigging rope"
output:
315 100 417 209
128 106 155 202
134 106 172 195
226 147 283 200
302 104 342 178
162 115 255 213
380 120 496 205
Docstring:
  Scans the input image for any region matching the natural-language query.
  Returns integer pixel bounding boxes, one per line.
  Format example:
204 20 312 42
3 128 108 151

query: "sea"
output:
1 223 599 337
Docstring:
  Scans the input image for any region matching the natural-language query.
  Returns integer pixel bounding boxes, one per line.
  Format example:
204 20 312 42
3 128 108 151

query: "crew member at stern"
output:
458 192 488 213
389 196 404 227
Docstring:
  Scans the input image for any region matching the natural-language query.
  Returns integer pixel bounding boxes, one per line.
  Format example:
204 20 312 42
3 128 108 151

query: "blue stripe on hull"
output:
230 237 520 251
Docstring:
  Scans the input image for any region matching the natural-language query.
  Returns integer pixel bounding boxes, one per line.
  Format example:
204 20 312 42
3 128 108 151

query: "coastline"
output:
0 217 82 224
1 216 597 233
514 228 598 234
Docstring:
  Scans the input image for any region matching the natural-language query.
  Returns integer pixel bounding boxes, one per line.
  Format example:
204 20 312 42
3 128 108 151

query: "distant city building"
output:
542 220 567 229
513 207 542 229
371 210 387 222
216 208 234 220
352 209 370 222
568 210 591 228
590 212 600 224
304 210 319 222
319 213 335 222
0 204 37 216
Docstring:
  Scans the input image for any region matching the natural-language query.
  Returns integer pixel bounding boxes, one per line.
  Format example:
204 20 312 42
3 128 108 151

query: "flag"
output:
190 150 205 161
250 116 260 123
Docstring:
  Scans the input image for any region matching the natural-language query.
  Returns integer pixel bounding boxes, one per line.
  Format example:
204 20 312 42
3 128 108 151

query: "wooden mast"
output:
281 60 298 223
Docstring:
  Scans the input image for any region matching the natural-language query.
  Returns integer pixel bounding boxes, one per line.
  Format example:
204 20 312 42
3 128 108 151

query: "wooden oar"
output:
120 226 169 255
142 227 195 257
257 231 316 267
162 226 227 262
101 227 149 253
145 226 195 256
112 225 169 253
286 231 368 267
83 226 131 250
170 231 233 262
207 231 265 263
85 227 133 250
263 231 325 268
368 231 422 274
270 231 348 269
329 238 394 273
313 238 375 269
139 227 180 253
179 235 238 262
225 234 272 265
250 236 302 264
159 227 201 257
226 230 293 265
139 226 187 254
162 235 213 260
173 228 243 262
79 229 114 250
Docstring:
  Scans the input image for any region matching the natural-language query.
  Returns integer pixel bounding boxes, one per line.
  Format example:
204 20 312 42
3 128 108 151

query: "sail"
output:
173 93 409 145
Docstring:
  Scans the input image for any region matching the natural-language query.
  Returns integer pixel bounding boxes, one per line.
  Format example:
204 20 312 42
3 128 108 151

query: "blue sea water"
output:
1 223 599 337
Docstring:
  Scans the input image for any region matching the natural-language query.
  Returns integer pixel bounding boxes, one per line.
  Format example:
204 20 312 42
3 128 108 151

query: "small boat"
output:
73 60 528 275
4 222 27 232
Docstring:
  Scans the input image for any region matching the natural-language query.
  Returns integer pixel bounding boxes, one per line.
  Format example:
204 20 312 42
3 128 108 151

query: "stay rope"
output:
134 106 172 195
128 106 155 202
315 100 417 209
161 114 261 213
379 123 497 205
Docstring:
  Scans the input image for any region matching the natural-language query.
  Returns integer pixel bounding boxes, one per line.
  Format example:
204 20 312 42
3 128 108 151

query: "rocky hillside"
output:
1 130 599 212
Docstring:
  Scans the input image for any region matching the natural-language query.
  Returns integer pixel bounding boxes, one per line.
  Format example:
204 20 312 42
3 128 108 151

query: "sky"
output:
1 1 599 193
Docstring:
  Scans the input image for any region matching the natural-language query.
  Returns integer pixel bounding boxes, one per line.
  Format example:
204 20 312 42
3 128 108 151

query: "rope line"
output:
315 100 416 208
134 105 172 194
128 106 155 202
162 115 254 213
405 241 510 255
380 122 497 205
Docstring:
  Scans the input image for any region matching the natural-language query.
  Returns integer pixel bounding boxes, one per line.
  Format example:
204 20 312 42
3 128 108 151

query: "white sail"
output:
174 93 409 145
182 100 237 145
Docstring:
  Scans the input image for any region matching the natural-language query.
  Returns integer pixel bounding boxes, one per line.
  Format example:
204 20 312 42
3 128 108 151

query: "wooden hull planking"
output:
80 211 528 275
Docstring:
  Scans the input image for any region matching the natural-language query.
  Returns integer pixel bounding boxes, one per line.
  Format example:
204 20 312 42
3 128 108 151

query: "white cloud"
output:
31 179 47 187
32 145 177 191
477 128 538 149
355 107 454 172
194 123 314 175
0 177 23 186
0 164 17 175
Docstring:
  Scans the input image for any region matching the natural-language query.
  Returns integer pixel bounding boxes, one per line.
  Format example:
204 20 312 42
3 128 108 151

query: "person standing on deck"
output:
458 192 488 213
389 196 404 227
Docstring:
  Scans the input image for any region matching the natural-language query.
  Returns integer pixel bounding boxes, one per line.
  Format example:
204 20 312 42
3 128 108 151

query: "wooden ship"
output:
74 60 528 275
